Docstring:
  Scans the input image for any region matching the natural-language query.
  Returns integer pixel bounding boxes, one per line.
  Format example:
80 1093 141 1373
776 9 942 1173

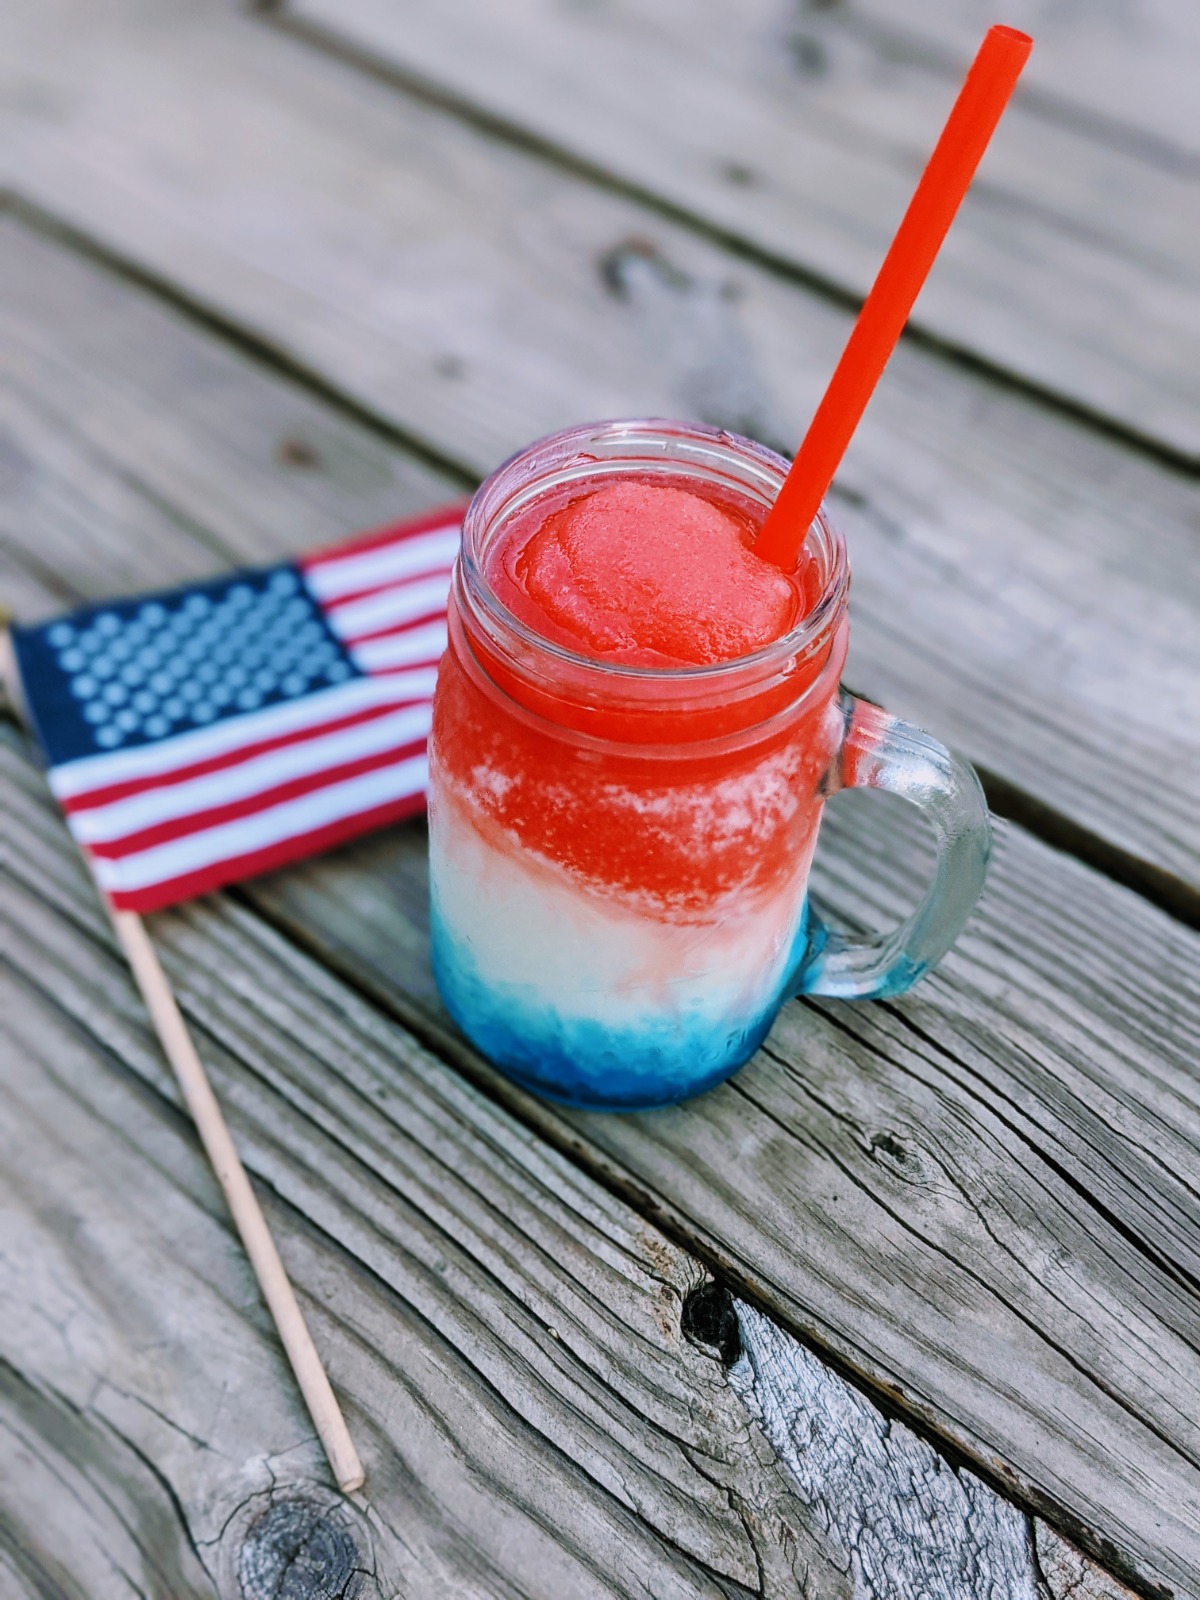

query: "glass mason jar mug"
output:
428 419 990 1111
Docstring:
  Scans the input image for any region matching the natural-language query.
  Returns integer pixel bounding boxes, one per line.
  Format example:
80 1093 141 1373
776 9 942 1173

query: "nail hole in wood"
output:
277 437 319 468
598 235 657 296
598 236 690 299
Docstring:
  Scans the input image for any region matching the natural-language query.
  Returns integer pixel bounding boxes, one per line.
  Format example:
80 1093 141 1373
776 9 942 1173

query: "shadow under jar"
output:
428 419 990 1111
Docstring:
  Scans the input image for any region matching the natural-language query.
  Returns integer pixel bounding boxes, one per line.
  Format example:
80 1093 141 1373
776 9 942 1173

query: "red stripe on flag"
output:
106 791 429 913
317 565 456 613
300 503 468 569
85 739 428 858
367 663 445 681
337 605 450 647
61 698 428 813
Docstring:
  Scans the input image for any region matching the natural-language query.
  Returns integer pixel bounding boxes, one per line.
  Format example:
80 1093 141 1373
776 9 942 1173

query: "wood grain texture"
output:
14 716 1139 1600
244 795 1200 1600
6 726 1150 1600
1036 1525 1148 1600
732 1300 1042 1600
2 735 832 1598
283 0 1200 455
1 223 1197 1593
108 903 366 1498
1 19 1196 905
810 0 1200 163
0 1361 213 1599
730 1298 1147 1600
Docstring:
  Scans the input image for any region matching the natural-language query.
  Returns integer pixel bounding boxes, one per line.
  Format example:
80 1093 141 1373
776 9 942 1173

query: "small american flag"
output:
11 504 466 913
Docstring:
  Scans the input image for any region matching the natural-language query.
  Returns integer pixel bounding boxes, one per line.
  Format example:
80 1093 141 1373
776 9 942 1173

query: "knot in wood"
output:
869 1129 930 1184
719 161 759 189
237 1492 368 1600
681 1281 742 1366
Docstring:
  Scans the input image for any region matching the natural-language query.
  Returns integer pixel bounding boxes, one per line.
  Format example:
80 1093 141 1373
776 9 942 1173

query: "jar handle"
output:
796 694 991 1000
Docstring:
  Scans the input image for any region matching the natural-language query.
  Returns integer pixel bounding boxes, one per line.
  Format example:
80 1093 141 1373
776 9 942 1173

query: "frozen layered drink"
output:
429 420 989 1109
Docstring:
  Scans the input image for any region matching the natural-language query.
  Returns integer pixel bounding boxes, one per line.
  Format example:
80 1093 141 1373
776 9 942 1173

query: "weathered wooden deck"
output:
1 2 1197 1597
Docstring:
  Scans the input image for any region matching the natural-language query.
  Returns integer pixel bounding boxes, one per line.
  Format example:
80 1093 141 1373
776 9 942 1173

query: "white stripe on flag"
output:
325 572 454 642
304 526 460 602
49 671 439 801
70 705 433 844
89 755 430 894
349 622 448 673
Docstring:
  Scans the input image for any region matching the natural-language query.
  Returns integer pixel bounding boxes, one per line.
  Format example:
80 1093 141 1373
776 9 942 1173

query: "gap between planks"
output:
1 195 482 499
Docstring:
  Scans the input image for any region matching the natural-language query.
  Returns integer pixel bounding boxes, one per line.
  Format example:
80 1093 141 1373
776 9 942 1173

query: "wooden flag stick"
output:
108 910 365 1493
1 628 365 1495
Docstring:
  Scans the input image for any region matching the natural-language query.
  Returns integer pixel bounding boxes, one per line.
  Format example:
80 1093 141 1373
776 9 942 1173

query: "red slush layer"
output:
432 473 842 909
488 478 815 668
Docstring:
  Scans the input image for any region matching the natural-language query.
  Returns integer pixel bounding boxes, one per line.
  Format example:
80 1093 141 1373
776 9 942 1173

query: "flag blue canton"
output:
11 503 463 912
16 564 361 767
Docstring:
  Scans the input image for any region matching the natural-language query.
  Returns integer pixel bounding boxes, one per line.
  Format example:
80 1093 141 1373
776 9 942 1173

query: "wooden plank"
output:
282 0 1200 455
1 743 1154 1600
2 743 811 1598
0 20 1196 908
243 784 1200 1600
731 1300 1146 1600
6 731 1104 1600
286 0 1200 169
1036 1525 1149 1600
2 220 1198 1594
0 1363 213 1599
733 1297 1042 1599
0 253 462 608
814 0 1200 163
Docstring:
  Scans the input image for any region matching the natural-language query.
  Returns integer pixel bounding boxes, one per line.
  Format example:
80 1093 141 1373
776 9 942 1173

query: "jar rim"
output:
458 418 849 684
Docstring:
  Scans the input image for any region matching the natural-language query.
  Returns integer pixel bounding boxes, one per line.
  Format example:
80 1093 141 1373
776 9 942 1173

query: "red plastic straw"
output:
755 25 1032 569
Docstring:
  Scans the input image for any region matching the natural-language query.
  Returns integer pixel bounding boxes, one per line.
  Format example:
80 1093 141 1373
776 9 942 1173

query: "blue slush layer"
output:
431 899 812 1112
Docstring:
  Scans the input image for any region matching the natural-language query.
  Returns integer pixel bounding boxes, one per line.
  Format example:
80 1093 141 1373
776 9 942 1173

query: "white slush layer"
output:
430 788 813 1037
